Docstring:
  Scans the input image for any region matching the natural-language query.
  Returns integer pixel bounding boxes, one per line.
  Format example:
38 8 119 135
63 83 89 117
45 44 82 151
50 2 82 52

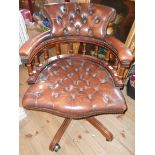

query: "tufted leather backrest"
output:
43 3 116 39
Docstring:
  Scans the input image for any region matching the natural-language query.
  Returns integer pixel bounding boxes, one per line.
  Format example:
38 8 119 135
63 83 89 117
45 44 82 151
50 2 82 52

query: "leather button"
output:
74 67 79 72
67 73 73 78
82 16 87 24
92 73 97 77
86 81 90 86
39 73 49 81
57 16 62 24
103 94 109 102
76 7 80 14
61 66 66 70
87 94 92 100
67 60 72 66
64 87 68 92
70 94 76 100
94 87 99 92
80 61 84 67
75 26 80 34
70 18 74 23
86 67 90 72
67 73 71 78
64 27 69 34
79 88 84 92
48 83 54 89
69 84 74 91
94 16 100 24
99 78 106 84
57 79 63 84
88 28 93 35
60 5 67 14
69 16 74 24
53 70 58 75
88 7 94 14
64 85 73 91
51 92 59 98
34 92 41 97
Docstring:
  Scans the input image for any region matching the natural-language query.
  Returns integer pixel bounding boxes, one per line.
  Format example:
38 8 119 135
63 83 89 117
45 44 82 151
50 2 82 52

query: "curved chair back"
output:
43 3 116 39
19 3 133 87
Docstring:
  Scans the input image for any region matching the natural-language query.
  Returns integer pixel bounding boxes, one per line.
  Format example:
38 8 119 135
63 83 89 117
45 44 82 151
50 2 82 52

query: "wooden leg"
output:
49 118 72 151
86 117 113 141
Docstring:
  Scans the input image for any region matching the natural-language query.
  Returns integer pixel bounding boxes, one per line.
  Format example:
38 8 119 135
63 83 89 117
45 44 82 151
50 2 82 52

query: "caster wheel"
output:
53 143 61 152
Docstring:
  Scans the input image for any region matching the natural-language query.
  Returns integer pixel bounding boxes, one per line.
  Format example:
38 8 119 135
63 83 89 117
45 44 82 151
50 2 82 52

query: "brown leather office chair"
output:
20 3 133 152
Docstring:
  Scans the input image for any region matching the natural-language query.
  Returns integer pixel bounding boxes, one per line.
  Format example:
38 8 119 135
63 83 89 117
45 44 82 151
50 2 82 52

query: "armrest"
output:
104 36 134 67
19 30 51 64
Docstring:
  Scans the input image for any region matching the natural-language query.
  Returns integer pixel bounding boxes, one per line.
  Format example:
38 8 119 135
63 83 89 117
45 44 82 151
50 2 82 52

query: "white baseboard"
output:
19 107 27 121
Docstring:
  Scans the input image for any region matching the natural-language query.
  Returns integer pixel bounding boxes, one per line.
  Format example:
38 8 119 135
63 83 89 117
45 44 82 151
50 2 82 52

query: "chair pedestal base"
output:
86 117 113 141
49 117 113 152
49 118 72 151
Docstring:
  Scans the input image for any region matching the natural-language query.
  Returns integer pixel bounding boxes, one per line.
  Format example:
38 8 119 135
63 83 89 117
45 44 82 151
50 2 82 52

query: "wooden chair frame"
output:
20 3 133 152
49 117 113 151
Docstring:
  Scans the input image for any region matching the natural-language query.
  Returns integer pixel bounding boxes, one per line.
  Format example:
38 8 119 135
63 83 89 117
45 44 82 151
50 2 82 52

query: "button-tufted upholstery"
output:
20 3 133 150
43 3 116 39
23 55 127 119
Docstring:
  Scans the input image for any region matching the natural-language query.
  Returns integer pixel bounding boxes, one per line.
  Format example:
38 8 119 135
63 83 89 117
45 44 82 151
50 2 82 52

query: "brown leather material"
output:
22 55 127 119
43 3 116 39
32 54 123 87
19 30 51 61
19 31 133 67
104 36 133 65
19 3 133 67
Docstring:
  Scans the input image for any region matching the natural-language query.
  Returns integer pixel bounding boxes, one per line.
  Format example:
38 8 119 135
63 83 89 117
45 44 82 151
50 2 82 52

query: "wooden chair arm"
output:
104 36 134 67
19 30 51 64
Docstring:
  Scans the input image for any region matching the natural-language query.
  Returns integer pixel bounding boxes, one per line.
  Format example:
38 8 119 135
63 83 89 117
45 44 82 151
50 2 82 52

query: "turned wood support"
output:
86 117 113 141
34 55 40 67
117 65 126 80
113 58 119 70
94 45 98 57
43 48 49 60
105 50 110 62
56 43 61 55
68 43 73 54
73 42 80 54
124 68 130 80
26 63 33 76
110 53 115 61
49 118 72 151
82 43 86 55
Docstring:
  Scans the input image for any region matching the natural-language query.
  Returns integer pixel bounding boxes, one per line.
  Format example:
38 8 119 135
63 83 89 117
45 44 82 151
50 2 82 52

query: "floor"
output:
19 28 135 155
19 65 135 155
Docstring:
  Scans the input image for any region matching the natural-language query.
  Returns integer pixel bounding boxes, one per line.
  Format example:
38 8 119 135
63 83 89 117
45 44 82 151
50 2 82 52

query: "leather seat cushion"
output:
22 55 127 118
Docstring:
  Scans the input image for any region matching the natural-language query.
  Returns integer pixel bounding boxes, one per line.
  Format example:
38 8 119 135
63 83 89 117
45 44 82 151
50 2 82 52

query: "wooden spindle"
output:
104 50 110 62
56 43 61 55
43 48 49 60
27 63 33 76
34 55 40 67
110 53 115 61
117 66 126 80
82 43 86 55
68 43 73 54
95 46 98 57
123 68 130 79
73 42 80 54
113 58 118 70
